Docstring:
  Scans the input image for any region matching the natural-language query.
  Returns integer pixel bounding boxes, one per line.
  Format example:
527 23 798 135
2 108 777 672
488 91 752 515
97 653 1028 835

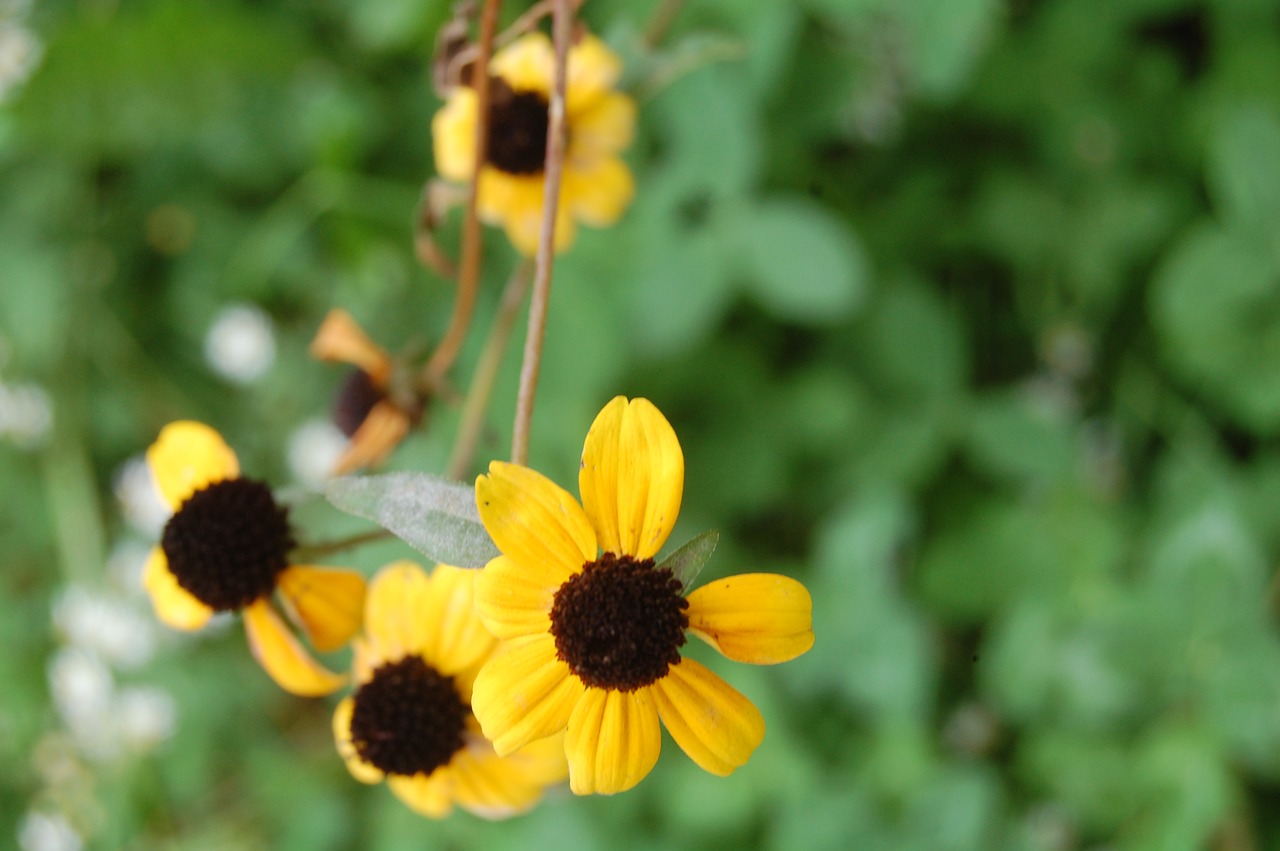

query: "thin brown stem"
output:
643 0 686 48
420 0 502 392
510 0 572 466
446 260 533 480
293 528 392 561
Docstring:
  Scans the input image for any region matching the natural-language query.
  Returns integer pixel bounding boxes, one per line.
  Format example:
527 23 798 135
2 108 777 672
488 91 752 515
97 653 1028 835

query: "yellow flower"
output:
310 309 423 476
144 421 366 696
470 397 814 795
334 561 568 819
432 32 636 255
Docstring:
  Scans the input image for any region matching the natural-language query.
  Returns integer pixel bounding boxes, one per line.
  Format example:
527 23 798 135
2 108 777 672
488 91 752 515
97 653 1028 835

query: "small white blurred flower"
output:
0 381 52 449
112 456 169 538
0 23 42 104
203 303 276 384
287 418 347 488
104 539 152 596
52 585 156 671
48 648 114 730
116 686 177 750
17 811 82 851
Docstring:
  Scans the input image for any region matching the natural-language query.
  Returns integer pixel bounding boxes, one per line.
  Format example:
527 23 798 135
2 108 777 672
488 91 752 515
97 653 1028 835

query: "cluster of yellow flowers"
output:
138 24 813 822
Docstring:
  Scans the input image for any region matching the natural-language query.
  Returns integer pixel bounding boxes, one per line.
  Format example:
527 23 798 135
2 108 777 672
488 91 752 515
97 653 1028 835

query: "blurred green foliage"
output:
5 0 1280 849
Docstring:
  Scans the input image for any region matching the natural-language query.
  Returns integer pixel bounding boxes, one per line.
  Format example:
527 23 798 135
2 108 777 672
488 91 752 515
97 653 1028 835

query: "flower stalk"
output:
421 0 503 392
510 0 572 466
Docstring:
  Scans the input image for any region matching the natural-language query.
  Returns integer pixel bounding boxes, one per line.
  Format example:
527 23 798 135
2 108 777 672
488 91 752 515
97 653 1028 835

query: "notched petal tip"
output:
652 658 765 777
147 420 239 509
686 574 815 665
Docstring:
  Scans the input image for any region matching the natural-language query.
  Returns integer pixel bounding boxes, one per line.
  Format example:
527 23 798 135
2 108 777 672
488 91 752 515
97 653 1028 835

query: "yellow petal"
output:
579 397 683 560
473 555 555 640
566 34 623 115
502 201 577 256
332 695 384 784
471 634 584 755
475 169 541 225
419 564 495 675
276 565 367 653
565 688 661 795
449 746 545 820
142 546 213 631
475 461 595 579
504 731 570 787
332 401 411 475
387 772 455 819
686 574 815 664
362 560 432 667
432 88 479 181
563 157 634 229
308 308 391 383
651 658 764 776
242 599 346 696
569 92 636 160
491 32 554 95
147 421 239 509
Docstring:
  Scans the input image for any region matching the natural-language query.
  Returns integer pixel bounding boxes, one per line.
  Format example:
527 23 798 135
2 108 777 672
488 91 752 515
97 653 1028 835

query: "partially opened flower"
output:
433 31 636 254
310 309 421 475
144 421 365 695
334 561 567 818
471 397 814 795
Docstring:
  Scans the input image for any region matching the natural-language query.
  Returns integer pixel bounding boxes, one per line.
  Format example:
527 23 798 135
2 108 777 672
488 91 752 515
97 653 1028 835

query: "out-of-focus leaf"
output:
1150 223 1280 430
657 529 719 589
964 390 1077 484
900 0 1001 98
325 473 498 568
734 197 869 324
1207 104 1280 232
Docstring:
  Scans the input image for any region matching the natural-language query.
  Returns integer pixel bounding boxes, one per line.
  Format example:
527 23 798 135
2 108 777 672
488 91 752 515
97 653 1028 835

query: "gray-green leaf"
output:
325 473 499 568
658 530 719 590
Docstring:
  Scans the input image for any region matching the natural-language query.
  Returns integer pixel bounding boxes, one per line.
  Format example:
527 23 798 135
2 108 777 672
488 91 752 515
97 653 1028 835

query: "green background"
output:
5 0 1280 848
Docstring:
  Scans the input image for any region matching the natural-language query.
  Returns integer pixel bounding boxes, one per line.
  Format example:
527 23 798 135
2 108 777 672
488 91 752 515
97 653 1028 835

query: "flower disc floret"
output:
351 656 468 777
160 477 292 611
487 81 550 175
551 554 687 691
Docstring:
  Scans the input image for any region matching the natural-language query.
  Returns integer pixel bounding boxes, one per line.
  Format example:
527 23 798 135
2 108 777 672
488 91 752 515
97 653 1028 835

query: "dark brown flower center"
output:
160 477 293 611
550 553 689 691
486 79 549 175
332 368 384 437
350 656 468 776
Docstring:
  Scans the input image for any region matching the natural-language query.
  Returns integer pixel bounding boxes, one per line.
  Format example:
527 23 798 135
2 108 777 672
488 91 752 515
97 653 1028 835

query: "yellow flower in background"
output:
144 421 365 696
433 32 636 255
334 561 568 819
310 309 420 476
470 397 814 795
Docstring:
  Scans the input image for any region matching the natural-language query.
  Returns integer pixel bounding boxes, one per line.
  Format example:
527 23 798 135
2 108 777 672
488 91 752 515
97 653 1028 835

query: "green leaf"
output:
1207 103 1280 233
735 197 868 324
324 473 499 568
1150 222 1280 429
657 530 719 590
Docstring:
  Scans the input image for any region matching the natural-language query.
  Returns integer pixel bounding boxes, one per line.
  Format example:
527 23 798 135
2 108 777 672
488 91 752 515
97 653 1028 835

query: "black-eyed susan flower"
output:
432 31 636 255
333 561 568 818
470 397 814 795
310 309 422 475
144 421 365 696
